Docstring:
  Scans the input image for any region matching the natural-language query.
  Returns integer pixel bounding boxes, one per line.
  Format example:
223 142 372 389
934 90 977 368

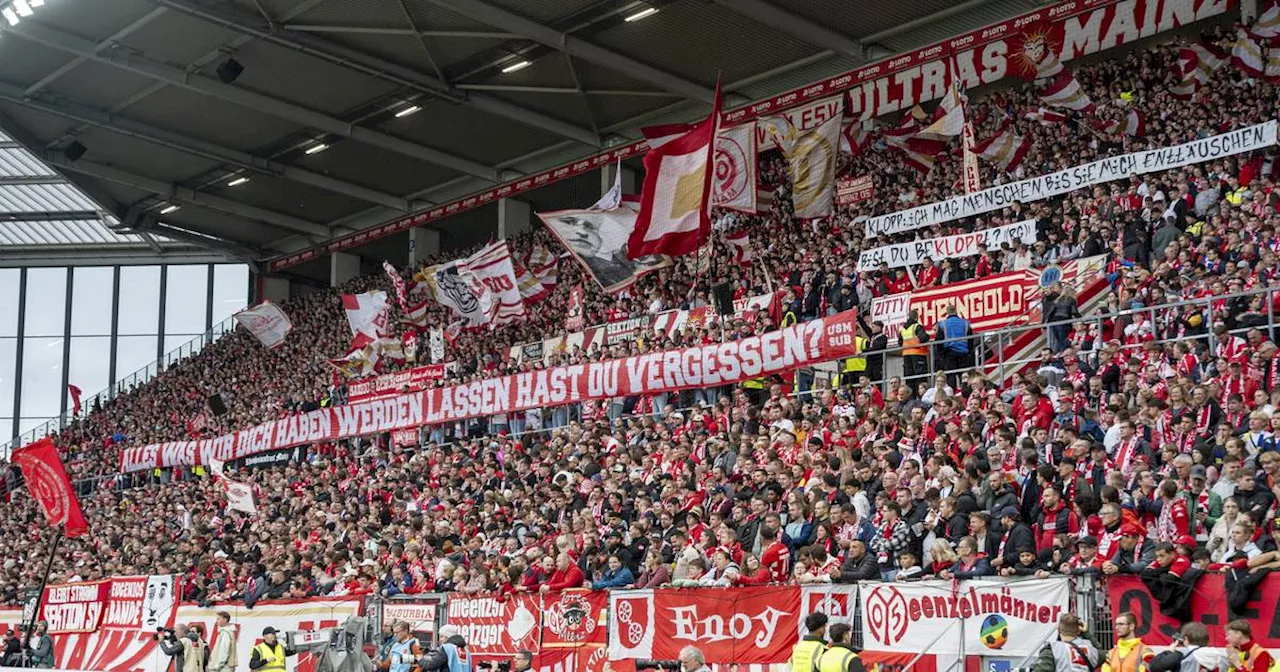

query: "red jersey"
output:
760 541 791 583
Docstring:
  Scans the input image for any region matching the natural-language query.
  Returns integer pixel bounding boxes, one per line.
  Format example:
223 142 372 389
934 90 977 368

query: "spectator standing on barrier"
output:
678 646 710 672
208 612 238 672
816 624 865 672
1033 613 1098 672
1224 620 1273 672
1102 612 1152 672
899 310 929 390
790 613 828 672
249 627 296 672
934 305 973 388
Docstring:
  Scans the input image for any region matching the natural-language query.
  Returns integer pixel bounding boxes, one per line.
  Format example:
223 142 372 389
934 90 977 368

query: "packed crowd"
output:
1 22 1280 640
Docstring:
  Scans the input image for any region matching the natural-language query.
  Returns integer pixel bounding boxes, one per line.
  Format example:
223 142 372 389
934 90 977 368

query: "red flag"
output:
629 80 721 259
11 438 88 537
67 384 82 416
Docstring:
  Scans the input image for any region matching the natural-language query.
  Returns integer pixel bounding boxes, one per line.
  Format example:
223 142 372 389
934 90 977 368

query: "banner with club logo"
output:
859 578 1069 657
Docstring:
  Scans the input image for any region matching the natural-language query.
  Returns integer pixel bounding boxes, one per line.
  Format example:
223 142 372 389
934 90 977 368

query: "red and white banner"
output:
860 578 1069 656
835 175 875 205
270 0 1233 272
120 308 857 473
235 301 293 350
99 575 176 632
39 581 110 634
347 363 454 403
565 285 585 332
608 587 802 664
1 597 360 672
341 291 389 342
417 241 527 327
962 121 982 193
1107 574 1280 648
857 218 1037 270
445 593 541 659
870 256 1106 345
383 602 440 633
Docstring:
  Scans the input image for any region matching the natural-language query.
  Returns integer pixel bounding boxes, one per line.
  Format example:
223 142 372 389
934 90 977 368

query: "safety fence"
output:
4 573 1279 672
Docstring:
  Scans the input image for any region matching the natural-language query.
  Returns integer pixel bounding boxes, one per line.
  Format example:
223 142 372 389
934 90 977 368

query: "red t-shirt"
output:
761 542 791 583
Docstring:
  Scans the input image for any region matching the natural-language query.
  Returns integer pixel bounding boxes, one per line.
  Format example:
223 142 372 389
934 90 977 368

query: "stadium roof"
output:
0 0 1035 270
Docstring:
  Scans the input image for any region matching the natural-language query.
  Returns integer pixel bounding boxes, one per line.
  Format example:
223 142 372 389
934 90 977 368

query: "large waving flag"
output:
234 301 294 349
1039 71 1094 112
417 241 526 327
341 291 389 341
1024 106 1068 125
12 438 89 537
1094 109 1146 137
1171 41 1227 99
775 106 842 219
1232 28 1265 76
971 121 1031 172
629 81 721 259
920 84 966 138
1255 1 1280 38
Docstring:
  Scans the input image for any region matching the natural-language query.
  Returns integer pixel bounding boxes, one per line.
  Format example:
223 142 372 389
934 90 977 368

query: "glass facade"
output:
0 264 249 446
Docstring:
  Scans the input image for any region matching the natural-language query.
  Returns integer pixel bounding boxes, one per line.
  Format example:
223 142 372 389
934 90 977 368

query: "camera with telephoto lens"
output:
152 627 175 641
477 661 510 672
635 661 680 671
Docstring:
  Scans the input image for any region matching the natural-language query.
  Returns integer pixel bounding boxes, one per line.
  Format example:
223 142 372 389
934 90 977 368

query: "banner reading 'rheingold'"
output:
119 311 862 473
864 121 1277 238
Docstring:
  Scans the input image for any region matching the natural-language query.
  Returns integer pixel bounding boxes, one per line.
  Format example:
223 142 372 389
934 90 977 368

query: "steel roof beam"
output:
420 0 715 103
23 7 169 98
6 22 502 182
0 210 102 221
46 157 331 238
0 175 67 185
285 25 517 39
710 0 863 60
145 0 602 148
0 79 414 211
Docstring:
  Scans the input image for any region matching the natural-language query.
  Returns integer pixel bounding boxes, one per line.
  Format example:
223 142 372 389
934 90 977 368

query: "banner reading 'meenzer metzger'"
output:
864 121 1278 238
119 311 862 473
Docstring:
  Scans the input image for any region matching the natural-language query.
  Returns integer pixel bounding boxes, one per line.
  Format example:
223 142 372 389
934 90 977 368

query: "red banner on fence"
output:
347 363 452 403
445 593 541 659
1107 574 1280 648
121 310 862 473
608 586 803 664
39 581 110 634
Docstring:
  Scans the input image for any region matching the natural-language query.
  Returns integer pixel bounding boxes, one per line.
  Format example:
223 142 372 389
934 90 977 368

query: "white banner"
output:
428 328 445 363
859 578 1069 657
383 603 438 632
856 219 1037 271
223 479 257 516
865 121 1278 238
234 301 293 349
715 122 757 212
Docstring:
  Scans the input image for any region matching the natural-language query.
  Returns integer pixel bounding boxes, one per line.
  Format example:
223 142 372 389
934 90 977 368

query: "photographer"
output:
249 627 296 672
512 651 533 672
418 626 472 672
2 628 23 667
377 622 422 672
159 624 207 672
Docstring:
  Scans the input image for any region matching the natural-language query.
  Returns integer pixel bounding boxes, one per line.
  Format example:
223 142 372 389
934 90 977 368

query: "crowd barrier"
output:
6 575 1280 672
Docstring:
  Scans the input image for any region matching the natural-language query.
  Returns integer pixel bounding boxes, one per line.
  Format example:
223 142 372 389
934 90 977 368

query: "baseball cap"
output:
999 506 1020 520
1175 534 1197 548
1190 465 1208 481
1078 536 1098 548
263 627 279 636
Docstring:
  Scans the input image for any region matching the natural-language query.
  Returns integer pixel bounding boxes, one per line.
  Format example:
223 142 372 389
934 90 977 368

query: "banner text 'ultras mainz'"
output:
119 312 861 472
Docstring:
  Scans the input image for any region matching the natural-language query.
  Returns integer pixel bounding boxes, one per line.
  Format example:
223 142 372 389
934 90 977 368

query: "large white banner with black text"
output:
856 219 1037 271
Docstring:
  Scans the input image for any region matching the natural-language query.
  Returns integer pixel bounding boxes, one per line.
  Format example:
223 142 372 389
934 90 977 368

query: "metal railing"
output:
1 314 240 459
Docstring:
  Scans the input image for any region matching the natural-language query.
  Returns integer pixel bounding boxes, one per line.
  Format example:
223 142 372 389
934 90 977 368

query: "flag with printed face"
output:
1039 71 1094 112
774 104 842 219
629 81 721 258
428 328 445 363
540 199 671 294
234 301 294 349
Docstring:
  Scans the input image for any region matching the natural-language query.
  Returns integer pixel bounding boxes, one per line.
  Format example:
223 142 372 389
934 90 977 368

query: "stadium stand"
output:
4 6 1280 669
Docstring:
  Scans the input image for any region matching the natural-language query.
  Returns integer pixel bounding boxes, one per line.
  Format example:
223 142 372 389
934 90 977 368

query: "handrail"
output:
0 314 240 459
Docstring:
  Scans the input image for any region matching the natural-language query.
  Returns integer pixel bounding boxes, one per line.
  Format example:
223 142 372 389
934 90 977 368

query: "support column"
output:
602 164 638 197
261 277 291 303
330 252 360 287
408 227 440 266
497 198 531 240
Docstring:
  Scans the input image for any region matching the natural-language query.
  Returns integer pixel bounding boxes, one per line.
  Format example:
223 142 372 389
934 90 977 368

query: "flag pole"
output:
22 526 64 655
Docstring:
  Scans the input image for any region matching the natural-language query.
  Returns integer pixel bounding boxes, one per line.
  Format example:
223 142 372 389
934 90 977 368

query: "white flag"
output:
714 122 757 212
920 85 966 137
777 106 842 219
340 291 389 340
223 479 257 516
234 302 293 349
417 241 525 326
428 328 445 363
208 457 226 479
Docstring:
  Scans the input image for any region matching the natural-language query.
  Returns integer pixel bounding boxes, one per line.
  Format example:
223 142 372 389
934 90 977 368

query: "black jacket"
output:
836 552 881 583
998 523 1036 567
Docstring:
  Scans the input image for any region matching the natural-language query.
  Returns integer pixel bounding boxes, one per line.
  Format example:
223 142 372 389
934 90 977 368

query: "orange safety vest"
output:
900 323 927 357
1105 640 1149 672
